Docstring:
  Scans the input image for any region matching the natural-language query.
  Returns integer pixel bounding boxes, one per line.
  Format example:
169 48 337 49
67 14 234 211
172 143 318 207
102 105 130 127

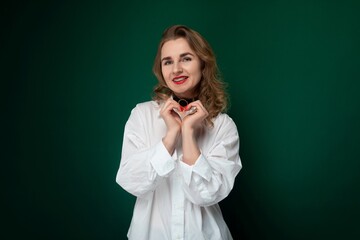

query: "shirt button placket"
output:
171 168 185 240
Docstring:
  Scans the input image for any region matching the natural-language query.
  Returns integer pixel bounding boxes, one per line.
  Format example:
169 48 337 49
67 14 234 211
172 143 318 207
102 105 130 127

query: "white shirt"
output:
116 101 242 240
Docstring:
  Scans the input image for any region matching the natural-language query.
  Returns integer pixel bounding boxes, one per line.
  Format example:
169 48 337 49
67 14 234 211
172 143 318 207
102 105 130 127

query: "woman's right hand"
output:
160 98 181 155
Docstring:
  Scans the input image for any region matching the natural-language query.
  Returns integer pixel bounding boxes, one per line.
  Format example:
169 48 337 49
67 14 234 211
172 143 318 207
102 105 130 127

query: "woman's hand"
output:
182 100 209 131
181 100 208 165
160 98 182 155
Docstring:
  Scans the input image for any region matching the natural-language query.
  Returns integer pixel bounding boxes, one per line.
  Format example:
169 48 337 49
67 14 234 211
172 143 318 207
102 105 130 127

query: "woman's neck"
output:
172 94 198 107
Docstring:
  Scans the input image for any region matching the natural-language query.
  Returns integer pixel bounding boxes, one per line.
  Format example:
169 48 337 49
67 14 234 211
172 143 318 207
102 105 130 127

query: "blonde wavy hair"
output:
152 25 228 127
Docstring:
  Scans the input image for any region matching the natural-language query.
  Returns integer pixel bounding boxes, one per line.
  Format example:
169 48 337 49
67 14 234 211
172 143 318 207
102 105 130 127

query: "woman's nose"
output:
172 62 183 74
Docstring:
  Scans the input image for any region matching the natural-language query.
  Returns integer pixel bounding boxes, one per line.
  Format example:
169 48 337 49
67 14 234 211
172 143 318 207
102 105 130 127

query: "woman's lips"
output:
173 76 188 85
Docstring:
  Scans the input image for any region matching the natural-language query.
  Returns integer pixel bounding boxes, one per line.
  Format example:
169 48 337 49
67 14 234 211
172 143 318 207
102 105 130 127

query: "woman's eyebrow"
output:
180 52 194 57
161 52 194 62
161 56 172 62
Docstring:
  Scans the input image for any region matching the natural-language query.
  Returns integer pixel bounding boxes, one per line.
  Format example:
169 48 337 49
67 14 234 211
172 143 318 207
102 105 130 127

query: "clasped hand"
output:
160 98 208 132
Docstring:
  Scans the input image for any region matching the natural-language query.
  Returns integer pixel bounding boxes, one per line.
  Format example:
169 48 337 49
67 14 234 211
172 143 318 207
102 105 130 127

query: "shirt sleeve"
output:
116 104 175 199
179 115 242 206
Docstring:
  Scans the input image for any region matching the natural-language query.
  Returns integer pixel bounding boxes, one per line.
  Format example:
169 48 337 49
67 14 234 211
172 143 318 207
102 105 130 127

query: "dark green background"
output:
3 0 360 239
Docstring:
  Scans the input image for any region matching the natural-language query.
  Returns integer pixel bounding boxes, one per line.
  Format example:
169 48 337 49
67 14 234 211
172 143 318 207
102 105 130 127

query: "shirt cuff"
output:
192 154 212 181
179 154 212 185
149 141 175 177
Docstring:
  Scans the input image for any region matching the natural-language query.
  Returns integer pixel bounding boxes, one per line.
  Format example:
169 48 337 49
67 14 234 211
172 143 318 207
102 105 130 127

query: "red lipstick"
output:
173 75 188 85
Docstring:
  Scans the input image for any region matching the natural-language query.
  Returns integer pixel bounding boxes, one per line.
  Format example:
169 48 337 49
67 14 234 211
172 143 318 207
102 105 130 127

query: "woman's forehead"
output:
161 38 195 57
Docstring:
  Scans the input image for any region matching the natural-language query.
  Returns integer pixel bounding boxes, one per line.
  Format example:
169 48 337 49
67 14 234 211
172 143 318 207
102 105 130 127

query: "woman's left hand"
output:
182 100 208 130
180 100 208 165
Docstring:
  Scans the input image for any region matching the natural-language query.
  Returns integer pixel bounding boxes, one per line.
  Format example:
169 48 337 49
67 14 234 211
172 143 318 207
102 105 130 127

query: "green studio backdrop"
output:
3 0 360 239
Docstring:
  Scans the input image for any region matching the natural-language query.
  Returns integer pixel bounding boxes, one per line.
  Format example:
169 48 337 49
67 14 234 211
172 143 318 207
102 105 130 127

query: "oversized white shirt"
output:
116 101 242 240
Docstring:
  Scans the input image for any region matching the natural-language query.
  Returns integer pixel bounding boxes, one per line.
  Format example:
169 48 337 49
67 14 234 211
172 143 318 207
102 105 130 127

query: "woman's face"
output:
160 38 202 99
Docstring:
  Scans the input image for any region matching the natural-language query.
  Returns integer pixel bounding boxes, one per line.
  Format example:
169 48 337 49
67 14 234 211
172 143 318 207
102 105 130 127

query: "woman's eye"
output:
182 57 192 62
163 60 173 65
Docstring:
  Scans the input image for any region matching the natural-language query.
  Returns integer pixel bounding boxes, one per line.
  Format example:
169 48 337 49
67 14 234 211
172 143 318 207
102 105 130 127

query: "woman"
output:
116 25 242 240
